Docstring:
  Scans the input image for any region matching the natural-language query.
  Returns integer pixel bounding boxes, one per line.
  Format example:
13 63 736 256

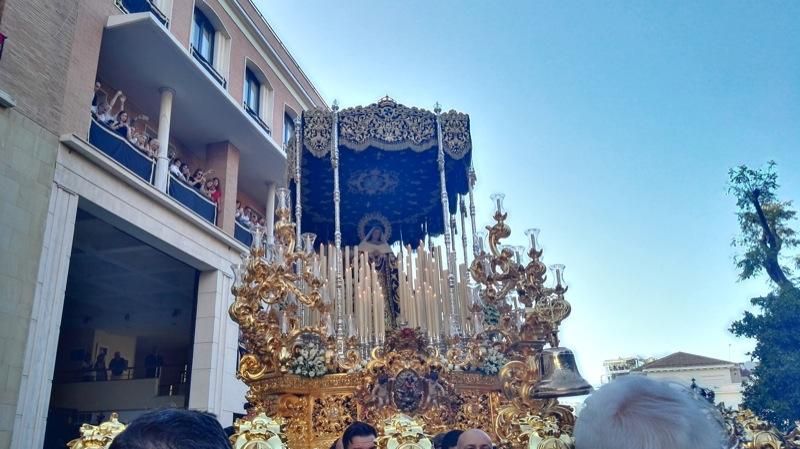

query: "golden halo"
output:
358 212 392 241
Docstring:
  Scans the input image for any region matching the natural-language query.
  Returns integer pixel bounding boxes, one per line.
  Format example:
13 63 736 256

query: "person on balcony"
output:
235 201 244 222
131 132 149 154
146 138 160 160
203 178 222 204
91 85 124 125
189 168 213 190
108 352 128 380
169 158 183 179
111 111 148 141
110 111 132 139
180 163 191 182
80 353 94 382
240 207 252 228
94 348 108 381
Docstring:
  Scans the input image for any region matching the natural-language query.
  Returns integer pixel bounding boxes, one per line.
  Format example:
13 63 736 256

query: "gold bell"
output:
533 347 593 398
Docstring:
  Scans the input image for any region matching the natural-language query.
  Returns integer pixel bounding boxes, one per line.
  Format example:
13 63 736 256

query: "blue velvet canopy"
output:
290 98 472 248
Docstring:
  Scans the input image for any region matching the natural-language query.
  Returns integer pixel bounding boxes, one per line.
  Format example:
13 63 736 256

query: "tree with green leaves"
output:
728 161 800 430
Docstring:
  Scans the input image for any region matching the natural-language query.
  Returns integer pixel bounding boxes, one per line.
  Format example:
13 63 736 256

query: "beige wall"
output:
643 366 744 407
0 107 59 449
50 378 182 411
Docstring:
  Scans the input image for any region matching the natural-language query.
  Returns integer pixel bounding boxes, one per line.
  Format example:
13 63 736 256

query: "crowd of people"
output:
235 200 266 230
80 349 128 382
91 82 160 160
101 376 727 449
168 157 221 204
91 81 222 205
79 348 163 382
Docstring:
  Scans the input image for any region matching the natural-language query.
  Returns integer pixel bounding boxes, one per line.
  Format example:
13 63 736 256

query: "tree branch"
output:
750 190 793 289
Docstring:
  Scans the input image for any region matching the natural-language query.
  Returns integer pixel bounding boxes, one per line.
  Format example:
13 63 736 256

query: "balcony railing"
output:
88 117 155 183
115 0 169 27
167 174 218 224
234 221 253 247
244 103 271 135
190 46 227 88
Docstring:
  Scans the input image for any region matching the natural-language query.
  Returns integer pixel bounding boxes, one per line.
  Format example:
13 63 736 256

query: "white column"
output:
265 181 276 241
154 87 175 192
11 183 79 449
189 270 243 425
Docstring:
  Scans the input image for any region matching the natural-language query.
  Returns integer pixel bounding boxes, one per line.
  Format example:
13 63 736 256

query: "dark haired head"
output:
108 409 230 449
342 421 377 449
442 430 463 449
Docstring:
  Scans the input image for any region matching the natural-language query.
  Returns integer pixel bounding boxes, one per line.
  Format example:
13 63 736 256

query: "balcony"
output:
91 12 287 240
88 117 154 183
115 0 169 27
167 175 217 224
234 221 253 247
98 13 286 202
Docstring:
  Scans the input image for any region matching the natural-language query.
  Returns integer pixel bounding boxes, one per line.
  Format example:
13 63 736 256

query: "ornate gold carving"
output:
312 395 356 436
230 413 286 449
721 407 790 449
303 108 333 158
456 391 494 434
338 98 437 152
439 111 472 160
378 415 433 449
67 413 126 449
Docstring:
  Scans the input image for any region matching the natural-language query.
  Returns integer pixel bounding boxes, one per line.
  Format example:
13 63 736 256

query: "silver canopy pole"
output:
331 102 345 356
435 104 461 337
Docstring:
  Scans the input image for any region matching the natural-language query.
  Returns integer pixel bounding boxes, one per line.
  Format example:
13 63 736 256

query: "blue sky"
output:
255 0 800 385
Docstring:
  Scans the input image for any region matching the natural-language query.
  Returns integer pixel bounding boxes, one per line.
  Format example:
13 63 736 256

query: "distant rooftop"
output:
636 352 734 371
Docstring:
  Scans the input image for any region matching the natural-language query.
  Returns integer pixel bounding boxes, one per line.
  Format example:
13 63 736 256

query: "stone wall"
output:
0 108 59 449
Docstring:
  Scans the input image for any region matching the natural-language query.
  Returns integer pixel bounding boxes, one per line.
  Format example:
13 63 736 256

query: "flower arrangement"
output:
289 342 328 378
478 346 507 375
482 304 500 327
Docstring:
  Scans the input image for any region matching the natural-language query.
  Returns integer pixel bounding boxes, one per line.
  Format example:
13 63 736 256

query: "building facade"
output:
634 352 745 407
601 356 651 384
0 1 325 448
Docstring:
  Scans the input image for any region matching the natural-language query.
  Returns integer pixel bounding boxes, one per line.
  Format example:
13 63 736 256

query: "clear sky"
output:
255 0 800 385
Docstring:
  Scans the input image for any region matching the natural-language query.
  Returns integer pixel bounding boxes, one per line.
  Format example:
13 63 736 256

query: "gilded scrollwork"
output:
312 395 356 436
456 391 494 434
67 413 126 449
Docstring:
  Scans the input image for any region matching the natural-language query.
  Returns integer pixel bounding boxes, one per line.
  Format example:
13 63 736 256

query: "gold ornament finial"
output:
230 412 286 449
66 412 126 449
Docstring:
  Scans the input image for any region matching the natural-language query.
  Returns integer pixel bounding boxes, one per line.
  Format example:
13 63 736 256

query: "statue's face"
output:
371 228 381 240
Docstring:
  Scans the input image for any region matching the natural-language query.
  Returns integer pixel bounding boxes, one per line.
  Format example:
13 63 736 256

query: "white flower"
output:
289 341 328 378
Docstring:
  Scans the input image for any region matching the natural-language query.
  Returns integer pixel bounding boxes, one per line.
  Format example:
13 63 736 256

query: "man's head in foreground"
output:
329 438 345 449
456 429 493 449
574 375 725 449
109 409 230 449
342 421 378 449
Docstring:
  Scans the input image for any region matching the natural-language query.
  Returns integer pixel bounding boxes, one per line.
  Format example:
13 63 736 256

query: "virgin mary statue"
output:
359 226 393 259
357 223 399 327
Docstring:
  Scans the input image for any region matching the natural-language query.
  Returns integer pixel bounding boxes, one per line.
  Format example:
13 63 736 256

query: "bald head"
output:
456 429 492 449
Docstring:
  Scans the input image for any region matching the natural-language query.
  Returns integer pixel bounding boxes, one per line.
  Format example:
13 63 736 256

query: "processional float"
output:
69 98 800 449
226 97 591 449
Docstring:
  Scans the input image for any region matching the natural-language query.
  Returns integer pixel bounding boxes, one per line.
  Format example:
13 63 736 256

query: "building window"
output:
191 8 215 65
244 68 260 115
283 112 296 147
